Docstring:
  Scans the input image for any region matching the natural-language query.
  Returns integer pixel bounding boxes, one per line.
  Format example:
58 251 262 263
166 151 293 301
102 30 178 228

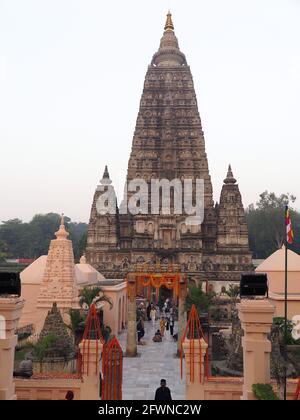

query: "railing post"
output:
182 338 208 399
180 304 208 400
0 297 24 400
126 276 137 357
238 299 275 400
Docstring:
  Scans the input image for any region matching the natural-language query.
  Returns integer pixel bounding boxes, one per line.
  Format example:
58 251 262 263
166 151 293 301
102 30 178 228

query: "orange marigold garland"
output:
127 271 185 300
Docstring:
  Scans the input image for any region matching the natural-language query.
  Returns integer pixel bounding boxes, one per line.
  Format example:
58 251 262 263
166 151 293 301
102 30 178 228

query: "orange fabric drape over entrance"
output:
127 272 184 301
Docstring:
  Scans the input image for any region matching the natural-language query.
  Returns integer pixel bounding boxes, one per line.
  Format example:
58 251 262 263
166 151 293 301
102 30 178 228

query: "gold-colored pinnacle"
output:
164 11 174 31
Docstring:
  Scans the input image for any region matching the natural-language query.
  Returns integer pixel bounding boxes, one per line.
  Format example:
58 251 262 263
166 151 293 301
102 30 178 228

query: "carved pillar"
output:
238 299 275 400
177 277 187 355
0 297 24 400
126 277 137 357
182 338 208 400
79 339 103 400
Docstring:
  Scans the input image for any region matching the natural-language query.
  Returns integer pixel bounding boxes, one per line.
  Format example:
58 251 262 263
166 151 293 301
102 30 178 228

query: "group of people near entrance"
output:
137 298 177 345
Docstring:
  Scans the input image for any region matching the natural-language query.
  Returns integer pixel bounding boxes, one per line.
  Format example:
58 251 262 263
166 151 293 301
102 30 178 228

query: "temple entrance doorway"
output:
158 285 173 305
125 267 187 357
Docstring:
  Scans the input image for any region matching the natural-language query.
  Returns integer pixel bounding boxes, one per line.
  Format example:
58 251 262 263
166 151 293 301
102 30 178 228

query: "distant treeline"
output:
0 192 299 263
0 213 87 262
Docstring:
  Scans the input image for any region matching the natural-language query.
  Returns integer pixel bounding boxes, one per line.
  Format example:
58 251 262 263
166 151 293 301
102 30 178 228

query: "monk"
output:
160 317 166 337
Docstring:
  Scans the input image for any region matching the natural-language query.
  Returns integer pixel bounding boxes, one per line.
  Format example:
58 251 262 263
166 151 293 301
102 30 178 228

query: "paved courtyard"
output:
118 319 186 400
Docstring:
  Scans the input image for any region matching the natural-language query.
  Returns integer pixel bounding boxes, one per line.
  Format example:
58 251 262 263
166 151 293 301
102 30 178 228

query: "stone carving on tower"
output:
215 165 253 283
86 12 253 287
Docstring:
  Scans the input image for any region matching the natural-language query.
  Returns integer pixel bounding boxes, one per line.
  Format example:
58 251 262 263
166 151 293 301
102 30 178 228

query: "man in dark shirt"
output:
154 379 172 400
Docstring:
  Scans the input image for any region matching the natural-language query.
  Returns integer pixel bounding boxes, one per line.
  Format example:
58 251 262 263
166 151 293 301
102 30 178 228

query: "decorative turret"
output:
164 10 174 31
216 165 252 275
55 214 69 240
86 166 119 272
151 11 187 67
223 164 237 185
100 165 112 185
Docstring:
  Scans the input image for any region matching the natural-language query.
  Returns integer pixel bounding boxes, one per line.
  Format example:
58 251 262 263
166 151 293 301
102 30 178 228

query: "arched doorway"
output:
159 285 173 305
125 271 187 356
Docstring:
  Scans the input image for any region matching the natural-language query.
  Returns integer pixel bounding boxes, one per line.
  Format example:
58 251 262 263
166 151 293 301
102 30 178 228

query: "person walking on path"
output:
154 379 172 400
160 316 166 337
150 306 157 327
165 309 170 331
137 317 145 345
146 303 152 321
169 316 174 336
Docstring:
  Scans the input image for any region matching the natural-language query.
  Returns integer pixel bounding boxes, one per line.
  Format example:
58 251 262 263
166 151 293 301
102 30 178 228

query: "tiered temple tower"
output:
86 13 252 288
37 216 79 325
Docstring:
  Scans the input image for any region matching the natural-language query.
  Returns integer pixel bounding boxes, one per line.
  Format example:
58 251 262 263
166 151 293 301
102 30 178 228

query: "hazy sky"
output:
0 0 299 223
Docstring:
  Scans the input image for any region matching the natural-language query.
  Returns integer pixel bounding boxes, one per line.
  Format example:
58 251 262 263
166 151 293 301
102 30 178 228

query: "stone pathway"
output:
118 320 186 400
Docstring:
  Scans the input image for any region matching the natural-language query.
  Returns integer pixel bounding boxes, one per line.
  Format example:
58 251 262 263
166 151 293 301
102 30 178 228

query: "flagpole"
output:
284 239 288 401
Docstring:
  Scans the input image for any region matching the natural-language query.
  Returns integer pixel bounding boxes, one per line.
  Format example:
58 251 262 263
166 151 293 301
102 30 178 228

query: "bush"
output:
252 383 279 400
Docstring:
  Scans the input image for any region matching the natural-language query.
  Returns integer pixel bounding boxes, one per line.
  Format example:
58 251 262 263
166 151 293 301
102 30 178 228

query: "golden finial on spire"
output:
164 10 174 31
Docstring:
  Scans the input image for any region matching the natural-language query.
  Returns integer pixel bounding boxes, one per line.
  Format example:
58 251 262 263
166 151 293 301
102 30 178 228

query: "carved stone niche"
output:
135 220 145 234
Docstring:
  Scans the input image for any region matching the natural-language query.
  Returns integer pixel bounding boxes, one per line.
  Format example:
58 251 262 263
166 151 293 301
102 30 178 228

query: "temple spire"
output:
164 11 174 32
55 213 69 240
103 165 110 179
224 164 237 184
100 165 112 185
152 11 186 67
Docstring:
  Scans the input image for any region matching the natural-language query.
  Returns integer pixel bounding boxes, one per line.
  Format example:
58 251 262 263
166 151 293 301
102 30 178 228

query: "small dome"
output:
20 256 47 285
256 246 300 272
75 260 105 286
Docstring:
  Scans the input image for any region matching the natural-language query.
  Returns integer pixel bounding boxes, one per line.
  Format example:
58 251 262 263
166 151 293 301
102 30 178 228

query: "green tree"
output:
185 283 215 315
246 191 300 258
225 284 240 324
0 240 8 262
0 219 29 258
76 230 87 261
65 309 86 346
31 334 58 373
0 213 88 260
79 287 113 310
252 383 279 400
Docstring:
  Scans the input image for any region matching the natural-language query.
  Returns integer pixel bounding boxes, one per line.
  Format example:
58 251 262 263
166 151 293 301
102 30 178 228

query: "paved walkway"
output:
118 319 186 400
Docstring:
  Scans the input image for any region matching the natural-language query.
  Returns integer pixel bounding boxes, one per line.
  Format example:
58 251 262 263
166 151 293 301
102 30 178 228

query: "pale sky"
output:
0 0 299 223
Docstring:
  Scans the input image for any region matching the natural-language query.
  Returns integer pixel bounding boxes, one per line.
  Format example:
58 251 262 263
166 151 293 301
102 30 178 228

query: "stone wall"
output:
15 377 81 400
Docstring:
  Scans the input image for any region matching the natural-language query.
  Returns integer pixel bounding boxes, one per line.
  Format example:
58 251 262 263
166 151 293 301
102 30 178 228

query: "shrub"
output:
252 383 279 400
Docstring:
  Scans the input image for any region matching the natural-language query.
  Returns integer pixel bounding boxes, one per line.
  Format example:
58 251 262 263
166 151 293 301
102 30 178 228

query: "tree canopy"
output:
0 213 87 262
246 191 300 258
